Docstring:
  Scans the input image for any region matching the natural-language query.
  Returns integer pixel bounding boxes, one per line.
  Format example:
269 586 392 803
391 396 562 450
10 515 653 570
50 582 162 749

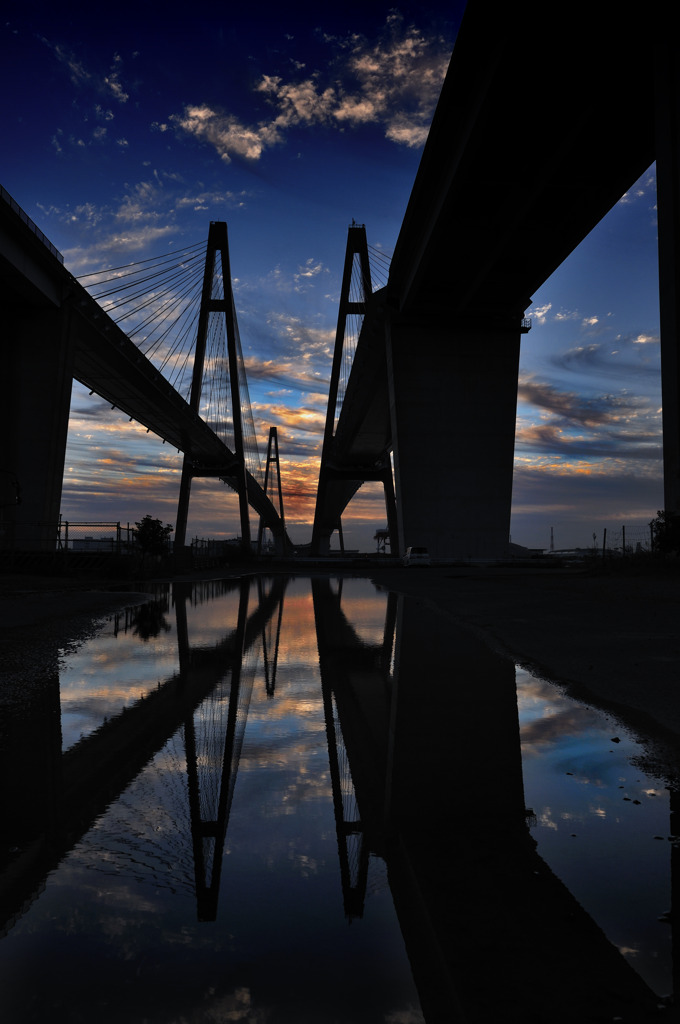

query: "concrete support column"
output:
3 304 74 546
386 314 521 560
655 36 680 515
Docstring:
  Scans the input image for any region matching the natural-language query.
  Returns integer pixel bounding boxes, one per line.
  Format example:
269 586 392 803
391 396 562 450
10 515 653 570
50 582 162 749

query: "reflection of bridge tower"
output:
312 578 399 915
183 579 252 921
322 676 370 919
175 222 254 553
311 226 397 556
258 574 284 698
173 576 287 919
257 427 285 556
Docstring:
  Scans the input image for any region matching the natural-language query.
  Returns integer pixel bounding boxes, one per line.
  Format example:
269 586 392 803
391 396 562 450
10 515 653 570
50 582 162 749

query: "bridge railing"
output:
0 184 64 264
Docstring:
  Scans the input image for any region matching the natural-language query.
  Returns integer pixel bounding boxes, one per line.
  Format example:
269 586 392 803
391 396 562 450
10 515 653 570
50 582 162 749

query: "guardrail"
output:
1 184 64 264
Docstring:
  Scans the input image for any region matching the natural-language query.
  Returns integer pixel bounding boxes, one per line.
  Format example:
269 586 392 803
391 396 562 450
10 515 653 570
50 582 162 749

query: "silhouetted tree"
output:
131 600 171 641
134 515 173 567
651 510 680 554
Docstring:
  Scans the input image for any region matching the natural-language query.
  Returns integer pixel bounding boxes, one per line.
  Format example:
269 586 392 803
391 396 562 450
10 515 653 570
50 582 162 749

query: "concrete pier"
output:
387 314 521 559
4 306 74 542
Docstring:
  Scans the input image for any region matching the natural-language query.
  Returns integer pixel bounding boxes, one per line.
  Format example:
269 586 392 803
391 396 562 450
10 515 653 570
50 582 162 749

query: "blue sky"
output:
1 1 662 551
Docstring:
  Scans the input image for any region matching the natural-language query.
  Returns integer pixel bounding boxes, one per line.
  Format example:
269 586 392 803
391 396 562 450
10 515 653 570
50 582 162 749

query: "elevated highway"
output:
314 0 670 559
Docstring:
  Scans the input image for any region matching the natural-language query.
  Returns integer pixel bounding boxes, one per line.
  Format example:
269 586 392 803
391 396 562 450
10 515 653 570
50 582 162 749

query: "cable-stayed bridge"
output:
1 198 288 552
4 0 680 558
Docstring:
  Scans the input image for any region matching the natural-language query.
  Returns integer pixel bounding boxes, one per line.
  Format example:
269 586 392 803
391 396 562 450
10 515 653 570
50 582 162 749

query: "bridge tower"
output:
311 225 397 555
256 427 285 555
174 222 251 553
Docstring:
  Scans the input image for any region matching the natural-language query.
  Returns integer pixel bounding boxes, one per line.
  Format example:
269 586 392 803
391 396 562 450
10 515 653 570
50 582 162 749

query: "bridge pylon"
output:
257 427 286 556
311 225 397 555
174 222 251 554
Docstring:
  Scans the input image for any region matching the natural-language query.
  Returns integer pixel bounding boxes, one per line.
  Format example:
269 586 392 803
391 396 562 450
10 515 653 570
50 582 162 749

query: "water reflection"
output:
517 667 674 997
0 576 675 1022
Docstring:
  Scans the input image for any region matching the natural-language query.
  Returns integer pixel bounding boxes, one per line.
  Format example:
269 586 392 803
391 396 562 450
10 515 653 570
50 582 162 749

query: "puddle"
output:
518 666 673 995
0 575 675 1021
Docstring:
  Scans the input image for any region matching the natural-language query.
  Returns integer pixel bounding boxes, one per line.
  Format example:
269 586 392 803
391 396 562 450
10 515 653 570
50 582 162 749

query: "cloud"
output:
632 333 656 345
169 15 451 162
253 401 326 435
169 105 282 163
63 411 182 520
527 304 617 333
176 189 249 212
43 39 130 103
243 356 328 394
63 224 178 268
48 177 246 271
293 259 327 292
518 375 627 428
514 422 661 461
510 462 662 542
253 312 334 364
619 167 656 205
551 335 660 380
103 53 129 103
516 371 662 465
258 75 338 126
554 309 584 323
528 302 552 325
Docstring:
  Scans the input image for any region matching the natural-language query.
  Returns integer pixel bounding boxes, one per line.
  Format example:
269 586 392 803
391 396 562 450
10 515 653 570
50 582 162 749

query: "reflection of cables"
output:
70 641 261 908
73 733 196 898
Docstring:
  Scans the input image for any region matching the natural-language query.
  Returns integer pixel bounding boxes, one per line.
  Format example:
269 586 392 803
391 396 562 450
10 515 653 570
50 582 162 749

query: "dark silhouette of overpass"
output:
0 193 286 551
314 0 675 558
312 576 664 1022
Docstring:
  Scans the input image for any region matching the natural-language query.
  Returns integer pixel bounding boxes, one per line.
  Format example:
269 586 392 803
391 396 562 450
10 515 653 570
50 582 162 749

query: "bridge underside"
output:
314 1 673 559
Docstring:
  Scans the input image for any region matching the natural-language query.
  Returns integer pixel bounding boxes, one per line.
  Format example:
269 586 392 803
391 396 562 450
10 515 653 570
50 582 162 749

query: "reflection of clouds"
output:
184 590 243 645
520 704 600 754
538 809 558 831
185 986 269 1023
386 1010 428 1024
59 618 180 747
518 669 606 770
339 582 390 645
